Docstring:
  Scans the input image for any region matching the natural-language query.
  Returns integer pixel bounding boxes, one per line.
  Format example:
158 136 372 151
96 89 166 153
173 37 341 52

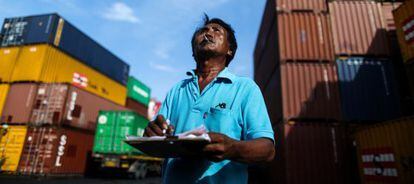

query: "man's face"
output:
193 23 231 58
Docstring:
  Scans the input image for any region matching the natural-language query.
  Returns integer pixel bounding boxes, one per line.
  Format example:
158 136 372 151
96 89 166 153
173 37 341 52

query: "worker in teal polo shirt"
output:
144 15 275 184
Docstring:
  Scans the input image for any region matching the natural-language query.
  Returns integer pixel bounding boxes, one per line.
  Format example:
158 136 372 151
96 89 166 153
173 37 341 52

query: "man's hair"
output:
191 14 237 66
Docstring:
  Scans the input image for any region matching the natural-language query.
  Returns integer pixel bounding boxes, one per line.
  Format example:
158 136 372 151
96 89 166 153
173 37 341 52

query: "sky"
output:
0 0 267 101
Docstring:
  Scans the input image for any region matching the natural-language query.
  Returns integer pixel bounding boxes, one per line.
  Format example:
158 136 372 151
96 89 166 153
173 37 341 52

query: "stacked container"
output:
0 13 137 176
125 77 151 118
252 0 350 183
329 0 403 122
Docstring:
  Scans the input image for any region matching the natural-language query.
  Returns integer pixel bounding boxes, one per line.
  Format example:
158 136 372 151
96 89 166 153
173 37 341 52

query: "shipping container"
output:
18 127 94 175
0 13 129 85
336 57 401 122
263 62 342 122
354 116 414 184
394 0 414 63
381 2 403 31
405 63 414 98
1 83 127 130
0 83 9 118
126 98 149 118
255 0 276 71
276 0 327 12
0 45 127 105
277 12 334 61
0 125 27 172
329 1 390 56
0 47 19 82
93 111 148 155
249 121 355 184
127 77 151 106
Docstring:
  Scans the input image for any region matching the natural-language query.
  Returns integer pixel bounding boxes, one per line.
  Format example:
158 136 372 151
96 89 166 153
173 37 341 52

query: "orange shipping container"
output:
329 1 390 56
0 84 9 118
276 0 327 12
0 125 27 172
278 12 334 61
394 0 414 63
263 62 342 122
354 117 414 184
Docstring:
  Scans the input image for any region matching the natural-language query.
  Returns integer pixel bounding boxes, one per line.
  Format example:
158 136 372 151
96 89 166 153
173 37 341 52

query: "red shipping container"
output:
276 0 327 12
125 98 148 118
249 121 356 184
18 127 94 175
1 83 127 131
329 1 390 56
263 62 342 122
255 0 276 71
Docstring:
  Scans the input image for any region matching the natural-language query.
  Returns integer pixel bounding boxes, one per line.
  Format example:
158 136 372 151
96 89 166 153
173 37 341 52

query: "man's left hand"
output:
202 132 239 162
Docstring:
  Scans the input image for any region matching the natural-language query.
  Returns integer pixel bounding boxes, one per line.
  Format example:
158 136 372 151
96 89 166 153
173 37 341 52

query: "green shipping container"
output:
127 77 151 106
93 111 148 155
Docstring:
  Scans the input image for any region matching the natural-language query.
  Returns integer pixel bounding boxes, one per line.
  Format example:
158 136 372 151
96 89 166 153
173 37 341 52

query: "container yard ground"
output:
0 174 162 184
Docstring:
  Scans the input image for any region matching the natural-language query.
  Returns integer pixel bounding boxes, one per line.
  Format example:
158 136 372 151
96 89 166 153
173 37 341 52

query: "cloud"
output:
103 2 140 23
153 41 176 60
170 0 230 11
149 61 177 73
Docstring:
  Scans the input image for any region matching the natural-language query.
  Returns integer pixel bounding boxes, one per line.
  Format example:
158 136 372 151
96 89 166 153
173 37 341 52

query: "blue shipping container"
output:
336 57 401 122
0 13 129 85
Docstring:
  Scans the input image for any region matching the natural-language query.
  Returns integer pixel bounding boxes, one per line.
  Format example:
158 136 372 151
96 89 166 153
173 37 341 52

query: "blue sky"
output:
0 0 266 101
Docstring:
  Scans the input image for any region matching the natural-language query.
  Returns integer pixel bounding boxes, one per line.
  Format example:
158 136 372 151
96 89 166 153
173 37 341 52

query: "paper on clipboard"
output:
124 126 211 158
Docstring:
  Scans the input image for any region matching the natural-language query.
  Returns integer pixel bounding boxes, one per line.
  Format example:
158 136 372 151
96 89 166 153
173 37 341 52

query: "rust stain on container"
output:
329 1 390 56
278 12 334 61
2 83 126 131
263 62 341 122
394 0 414 63
354 117 414 184
250 121 354 184
18 127 94 175
276 0 327 12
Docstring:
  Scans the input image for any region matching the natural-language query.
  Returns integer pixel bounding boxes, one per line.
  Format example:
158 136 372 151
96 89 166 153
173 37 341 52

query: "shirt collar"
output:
186 67 235 83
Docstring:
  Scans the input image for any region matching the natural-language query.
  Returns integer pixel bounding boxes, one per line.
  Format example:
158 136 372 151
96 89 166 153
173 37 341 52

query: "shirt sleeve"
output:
157 87 174 121
242 82 274 142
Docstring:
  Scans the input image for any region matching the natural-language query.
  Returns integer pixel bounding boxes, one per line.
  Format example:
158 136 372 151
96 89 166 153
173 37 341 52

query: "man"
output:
144 15 275 184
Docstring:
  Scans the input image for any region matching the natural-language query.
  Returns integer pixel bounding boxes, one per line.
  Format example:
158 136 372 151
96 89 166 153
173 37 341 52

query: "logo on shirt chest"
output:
215 102 227 109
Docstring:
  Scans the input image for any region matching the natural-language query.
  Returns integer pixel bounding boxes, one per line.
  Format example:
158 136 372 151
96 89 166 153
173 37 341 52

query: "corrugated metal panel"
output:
278 13 334 61
255 17 278 90
250 121 353 184
18 127 94 175
276 0 327 12
0 13 129 85
0 48 20 82
127 77 151 106
264 62 341 121
336 57 401 122
5 45 126 105
2 83 127 130
1 83 37 123
355 117 414 184
0 84 9 118
254 0 276 71
126 98 149 118
93 111 147 155
329 1 390 56
0 125 27 172
394 0 414 63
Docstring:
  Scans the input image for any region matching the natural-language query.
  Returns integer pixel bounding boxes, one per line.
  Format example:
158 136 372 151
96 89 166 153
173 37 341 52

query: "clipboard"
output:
124 135 211 158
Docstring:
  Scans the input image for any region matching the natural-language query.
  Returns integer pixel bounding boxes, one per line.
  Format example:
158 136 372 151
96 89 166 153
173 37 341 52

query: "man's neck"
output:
196 57 226 80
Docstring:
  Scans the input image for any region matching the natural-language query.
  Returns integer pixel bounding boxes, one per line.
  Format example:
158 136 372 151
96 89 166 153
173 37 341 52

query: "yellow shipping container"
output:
394 0 414 63
0 48 20 82
0 125 27 172
0 84 9 118
355 117 414 184
1 44 126 105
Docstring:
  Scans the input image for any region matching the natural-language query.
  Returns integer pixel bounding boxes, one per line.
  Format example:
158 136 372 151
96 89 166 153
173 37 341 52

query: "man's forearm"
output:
231 138 275 164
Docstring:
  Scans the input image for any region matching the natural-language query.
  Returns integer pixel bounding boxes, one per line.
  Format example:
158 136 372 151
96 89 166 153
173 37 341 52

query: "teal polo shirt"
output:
158 68 274 184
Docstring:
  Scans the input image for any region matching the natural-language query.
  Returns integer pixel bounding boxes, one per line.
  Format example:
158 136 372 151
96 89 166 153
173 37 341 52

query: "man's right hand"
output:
144 115 174 137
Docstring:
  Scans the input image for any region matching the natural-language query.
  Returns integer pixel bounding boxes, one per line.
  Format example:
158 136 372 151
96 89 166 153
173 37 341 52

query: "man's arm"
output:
203 132 275 164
